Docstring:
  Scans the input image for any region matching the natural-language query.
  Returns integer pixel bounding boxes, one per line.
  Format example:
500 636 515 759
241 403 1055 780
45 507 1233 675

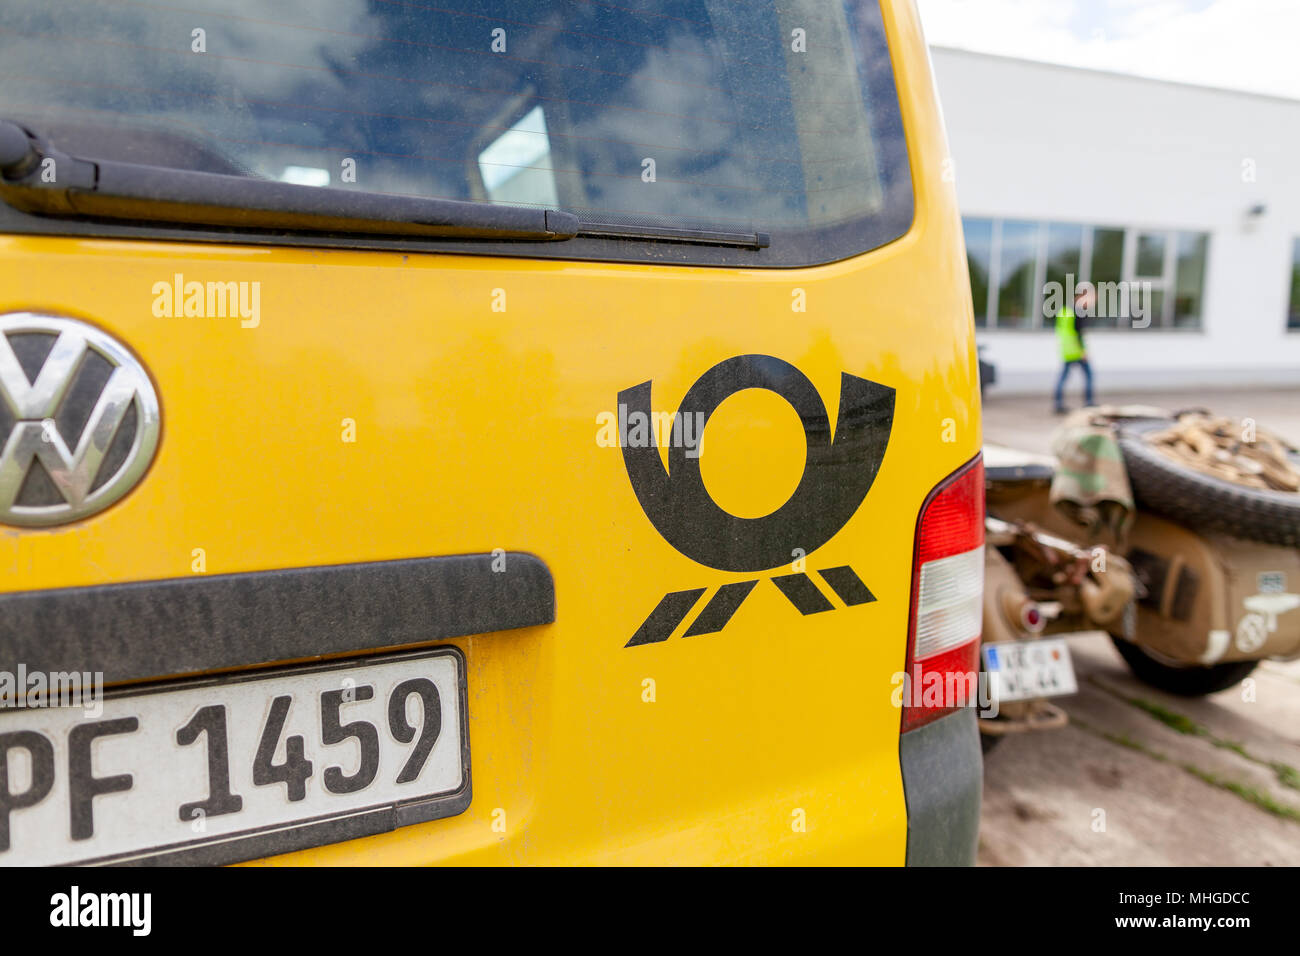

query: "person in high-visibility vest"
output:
1054 286 1095 413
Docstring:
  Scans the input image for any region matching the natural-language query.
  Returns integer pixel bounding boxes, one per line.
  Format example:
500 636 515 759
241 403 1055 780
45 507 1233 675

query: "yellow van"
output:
0 0 982 865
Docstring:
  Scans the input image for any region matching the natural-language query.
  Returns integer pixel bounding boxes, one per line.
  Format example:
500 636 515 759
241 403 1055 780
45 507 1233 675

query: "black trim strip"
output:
0 553 554 685
901 708 981 866
985 463 1054 483
770 573 834 615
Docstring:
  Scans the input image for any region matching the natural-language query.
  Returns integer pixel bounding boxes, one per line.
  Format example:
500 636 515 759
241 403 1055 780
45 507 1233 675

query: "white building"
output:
930 46 1300 393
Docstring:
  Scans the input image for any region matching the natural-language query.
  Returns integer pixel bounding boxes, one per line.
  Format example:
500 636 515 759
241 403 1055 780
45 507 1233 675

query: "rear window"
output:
0 0 912 266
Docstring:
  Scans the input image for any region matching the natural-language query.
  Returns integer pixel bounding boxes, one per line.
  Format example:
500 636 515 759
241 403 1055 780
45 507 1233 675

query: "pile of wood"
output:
1148 413 1300 492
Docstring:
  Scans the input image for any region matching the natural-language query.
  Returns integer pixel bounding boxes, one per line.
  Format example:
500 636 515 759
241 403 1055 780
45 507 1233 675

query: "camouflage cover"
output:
1048 406 1163 539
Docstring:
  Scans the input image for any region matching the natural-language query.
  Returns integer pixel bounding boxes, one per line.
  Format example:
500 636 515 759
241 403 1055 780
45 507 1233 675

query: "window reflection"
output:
1288 238 1300 331
997 220 1039 328
1044 222 1082 328
477 106 558 209
1174 233 1208 328
1135 233 1166 277
1089 228 1125 329
0 0 913 265
963 218 993 327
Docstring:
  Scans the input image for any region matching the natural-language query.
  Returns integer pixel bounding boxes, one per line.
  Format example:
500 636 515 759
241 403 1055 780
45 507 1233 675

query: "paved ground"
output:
978 633 1300 865
978 387 1300 865
984 385 1300 451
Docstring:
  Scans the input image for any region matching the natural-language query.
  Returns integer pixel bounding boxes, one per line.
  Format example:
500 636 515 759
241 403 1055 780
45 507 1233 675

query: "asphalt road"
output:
978 387 1300 865
983 386 1300 454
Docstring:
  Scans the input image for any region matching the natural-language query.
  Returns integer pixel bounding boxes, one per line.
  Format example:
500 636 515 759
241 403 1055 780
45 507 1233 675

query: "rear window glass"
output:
0 0 912 266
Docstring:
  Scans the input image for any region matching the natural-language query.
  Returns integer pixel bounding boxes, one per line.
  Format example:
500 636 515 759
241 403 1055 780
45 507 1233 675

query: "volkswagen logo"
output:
0 313 160 527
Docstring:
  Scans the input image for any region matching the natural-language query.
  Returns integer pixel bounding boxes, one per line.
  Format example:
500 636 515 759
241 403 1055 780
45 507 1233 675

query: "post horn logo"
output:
619 354 894 646
0 313 160 527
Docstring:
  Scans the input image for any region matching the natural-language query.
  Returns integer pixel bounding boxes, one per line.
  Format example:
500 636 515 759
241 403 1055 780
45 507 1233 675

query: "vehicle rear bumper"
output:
900 708 982 866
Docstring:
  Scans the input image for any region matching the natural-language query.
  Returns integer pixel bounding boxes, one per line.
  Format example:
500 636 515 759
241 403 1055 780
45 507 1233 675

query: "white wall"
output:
931 47 1300 393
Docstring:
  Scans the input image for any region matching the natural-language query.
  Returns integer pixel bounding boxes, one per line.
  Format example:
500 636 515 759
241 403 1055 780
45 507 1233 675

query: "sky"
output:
915 0 1300 101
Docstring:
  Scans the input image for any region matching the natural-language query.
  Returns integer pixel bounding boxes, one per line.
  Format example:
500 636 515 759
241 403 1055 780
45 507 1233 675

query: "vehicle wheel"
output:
1109 635 1257 696
1116 418 1300 547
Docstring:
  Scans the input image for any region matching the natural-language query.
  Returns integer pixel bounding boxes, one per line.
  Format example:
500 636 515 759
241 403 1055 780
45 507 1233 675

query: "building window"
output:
1089 227 1126 330
997 220 1039 328
1289 238 1300 331
1174 232 1209 328
961 218 1207 331
1044 222 1083 331
964 218 993 327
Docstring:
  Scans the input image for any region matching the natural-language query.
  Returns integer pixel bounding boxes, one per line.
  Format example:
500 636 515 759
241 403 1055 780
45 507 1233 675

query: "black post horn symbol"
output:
619 354 895 646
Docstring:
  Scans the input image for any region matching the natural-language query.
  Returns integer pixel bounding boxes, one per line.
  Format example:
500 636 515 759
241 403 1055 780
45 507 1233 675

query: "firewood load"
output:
1112 410 1300 548
1146 413 1300 493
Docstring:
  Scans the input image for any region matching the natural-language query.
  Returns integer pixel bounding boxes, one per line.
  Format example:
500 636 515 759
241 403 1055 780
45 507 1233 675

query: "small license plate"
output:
983 638 1077 703
0 648 468 866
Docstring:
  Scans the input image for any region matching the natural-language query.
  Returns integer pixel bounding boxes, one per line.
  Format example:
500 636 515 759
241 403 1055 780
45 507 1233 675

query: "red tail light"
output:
901 456 985 733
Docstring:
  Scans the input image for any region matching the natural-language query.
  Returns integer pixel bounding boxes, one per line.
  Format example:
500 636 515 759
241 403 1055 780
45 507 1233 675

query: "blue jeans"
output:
1054 359 1094 408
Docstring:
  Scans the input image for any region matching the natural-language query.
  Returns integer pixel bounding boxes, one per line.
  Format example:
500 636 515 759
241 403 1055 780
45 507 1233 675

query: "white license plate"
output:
0 648 468 866
982 638 1077 703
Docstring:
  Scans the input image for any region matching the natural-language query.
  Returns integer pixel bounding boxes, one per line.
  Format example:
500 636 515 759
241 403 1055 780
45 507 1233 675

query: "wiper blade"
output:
0 120 577 241
576 218 769 250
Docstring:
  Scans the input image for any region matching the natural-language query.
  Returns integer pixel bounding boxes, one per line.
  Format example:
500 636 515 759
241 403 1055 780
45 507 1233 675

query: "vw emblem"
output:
0 313 160 526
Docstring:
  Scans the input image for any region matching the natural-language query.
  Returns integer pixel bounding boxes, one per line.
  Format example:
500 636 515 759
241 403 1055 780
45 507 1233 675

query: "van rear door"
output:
0 0 979 865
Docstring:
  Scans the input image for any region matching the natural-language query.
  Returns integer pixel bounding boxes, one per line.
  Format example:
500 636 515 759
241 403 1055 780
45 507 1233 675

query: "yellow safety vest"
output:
1055 307 1084 362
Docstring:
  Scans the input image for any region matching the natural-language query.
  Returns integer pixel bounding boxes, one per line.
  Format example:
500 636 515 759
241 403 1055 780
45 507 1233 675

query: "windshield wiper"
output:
575 218 770 250
0 120 577 241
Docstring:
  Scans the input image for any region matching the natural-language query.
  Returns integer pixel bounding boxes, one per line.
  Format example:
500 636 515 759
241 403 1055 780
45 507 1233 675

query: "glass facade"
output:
1089 227 1125 330
964 218 993 325
1175 233 1209 329
963 218 1209 330
1290 238 1300 331
997 220 1039 328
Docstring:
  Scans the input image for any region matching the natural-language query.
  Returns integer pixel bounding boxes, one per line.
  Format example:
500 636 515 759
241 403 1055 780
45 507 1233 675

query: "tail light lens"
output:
901 456 985 733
